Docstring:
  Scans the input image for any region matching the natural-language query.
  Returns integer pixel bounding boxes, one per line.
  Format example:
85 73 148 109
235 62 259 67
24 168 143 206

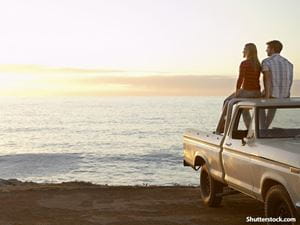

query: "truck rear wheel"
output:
200 164 223 207
265 185 299 225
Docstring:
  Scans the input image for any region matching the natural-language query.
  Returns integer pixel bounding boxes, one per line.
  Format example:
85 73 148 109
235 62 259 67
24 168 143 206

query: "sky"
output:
0 0 299 96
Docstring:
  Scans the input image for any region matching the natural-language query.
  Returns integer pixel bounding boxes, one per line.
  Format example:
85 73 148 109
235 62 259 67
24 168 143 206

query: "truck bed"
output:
183 128 225 182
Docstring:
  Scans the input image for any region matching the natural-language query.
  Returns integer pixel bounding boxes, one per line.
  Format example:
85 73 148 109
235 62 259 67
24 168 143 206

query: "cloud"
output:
0 65 299 96
68 75 235 96
61 75 300 96
0 64 125 75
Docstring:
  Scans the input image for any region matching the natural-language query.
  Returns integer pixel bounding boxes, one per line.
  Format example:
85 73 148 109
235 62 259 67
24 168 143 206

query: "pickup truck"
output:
183 98 300 223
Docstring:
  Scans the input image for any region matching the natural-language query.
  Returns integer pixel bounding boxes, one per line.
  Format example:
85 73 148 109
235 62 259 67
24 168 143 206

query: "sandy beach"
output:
0 179 265 225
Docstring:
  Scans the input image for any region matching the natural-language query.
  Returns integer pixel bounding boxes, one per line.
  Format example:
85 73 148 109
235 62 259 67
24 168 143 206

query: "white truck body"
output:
183 98 300 217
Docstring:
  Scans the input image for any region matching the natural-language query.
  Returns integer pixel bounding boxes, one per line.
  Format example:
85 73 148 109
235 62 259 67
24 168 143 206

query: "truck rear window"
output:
257 107 300 138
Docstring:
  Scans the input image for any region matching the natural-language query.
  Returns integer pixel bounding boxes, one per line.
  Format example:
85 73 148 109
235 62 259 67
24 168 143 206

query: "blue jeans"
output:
216 90 261 134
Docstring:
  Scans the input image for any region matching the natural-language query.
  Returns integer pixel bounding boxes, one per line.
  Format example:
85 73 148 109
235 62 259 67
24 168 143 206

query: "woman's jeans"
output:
216 90 261 134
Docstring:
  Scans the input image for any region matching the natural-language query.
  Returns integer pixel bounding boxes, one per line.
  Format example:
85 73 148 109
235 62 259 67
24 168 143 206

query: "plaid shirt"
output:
262 54 293 98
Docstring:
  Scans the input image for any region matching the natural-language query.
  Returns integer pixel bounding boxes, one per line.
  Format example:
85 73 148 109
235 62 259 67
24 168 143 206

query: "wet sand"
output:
0 180 265 225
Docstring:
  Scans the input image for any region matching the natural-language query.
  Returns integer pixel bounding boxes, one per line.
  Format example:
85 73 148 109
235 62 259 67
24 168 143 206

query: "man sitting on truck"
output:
260 40 294 129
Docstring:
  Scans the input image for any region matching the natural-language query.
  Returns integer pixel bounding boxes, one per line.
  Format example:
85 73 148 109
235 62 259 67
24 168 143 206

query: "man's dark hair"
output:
266 40 283 53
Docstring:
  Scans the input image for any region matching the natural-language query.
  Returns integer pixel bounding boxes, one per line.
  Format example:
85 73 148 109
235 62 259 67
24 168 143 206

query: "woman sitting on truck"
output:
216 43 261 134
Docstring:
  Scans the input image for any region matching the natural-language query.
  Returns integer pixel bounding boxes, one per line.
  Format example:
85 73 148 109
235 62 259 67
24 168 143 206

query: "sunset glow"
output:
0 0 299 96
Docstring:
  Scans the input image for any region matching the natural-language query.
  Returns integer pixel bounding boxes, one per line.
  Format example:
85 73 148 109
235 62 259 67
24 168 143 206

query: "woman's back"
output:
239 59 261 91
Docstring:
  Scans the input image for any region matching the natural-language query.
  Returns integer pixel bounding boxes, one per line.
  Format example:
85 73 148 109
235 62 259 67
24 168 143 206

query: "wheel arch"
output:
194 154 207 168
261 178 284 201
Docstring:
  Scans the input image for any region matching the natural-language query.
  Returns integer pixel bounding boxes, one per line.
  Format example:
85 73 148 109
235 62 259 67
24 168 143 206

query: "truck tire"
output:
265 185 299 225
200 164 223 207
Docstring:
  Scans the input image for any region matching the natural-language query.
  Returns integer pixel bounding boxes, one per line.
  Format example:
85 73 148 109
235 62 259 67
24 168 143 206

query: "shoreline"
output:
0 178 197 189
0 179 264 225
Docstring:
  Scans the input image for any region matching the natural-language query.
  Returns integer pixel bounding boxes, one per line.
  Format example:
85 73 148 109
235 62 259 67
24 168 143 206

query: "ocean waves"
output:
0 96 222 185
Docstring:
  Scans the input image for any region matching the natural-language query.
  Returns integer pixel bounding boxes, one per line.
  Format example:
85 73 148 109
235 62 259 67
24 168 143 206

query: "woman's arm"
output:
236 62 245 94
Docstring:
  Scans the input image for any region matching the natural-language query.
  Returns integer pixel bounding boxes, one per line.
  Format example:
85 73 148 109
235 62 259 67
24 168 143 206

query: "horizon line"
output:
0 64 299 79
0 64 247 78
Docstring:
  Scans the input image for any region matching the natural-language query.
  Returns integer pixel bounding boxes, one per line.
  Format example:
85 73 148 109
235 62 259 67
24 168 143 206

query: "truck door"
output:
222 107 257 197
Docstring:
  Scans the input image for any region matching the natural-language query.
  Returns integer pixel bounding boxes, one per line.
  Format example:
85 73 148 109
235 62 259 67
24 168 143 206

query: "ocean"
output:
0 96 223 186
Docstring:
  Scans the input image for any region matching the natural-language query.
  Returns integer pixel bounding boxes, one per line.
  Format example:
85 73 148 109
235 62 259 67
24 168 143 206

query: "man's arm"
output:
261 59 272 98
288 64 294 97
263 70 272 98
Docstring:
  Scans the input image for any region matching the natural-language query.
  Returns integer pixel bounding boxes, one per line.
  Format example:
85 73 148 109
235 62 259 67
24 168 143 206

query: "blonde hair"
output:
245 43 261 72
